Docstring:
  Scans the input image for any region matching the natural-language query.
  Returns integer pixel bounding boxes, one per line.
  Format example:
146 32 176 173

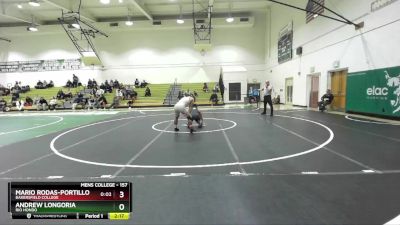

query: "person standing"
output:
173 95 195 133
261 80 273 116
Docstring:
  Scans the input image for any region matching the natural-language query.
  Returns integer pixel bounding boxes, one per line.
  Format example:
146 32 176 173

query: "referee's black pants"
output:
263 95 273 115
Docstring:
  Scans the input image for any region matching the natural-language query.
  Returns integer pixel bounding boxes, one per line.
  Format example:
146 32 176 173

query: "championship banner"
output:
346 66 400 117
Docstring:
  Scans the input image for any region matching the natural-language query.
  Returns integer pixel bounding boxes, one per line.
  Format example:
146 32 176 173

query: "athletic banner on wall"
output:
346 66 400 117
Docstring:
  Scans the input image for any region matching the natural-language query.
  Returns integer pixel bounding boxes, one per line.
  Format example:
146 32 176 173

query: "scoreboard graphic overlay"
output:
8 182 132 220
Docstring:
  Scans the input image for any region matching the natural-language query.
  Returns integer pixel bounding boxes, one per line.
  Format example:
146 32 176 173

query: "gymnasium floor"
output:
0 105 400 225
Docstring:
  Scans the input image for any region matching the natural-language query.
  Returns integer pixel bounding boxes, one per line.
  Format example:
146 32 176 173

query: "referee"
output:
261 80 273 116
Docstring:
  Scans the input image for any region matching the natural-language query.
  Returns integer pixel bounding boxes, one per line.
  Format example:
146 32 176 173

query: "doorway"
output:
330 70 347 111
309 75 320 108
285 78 293 105
229 83 241 101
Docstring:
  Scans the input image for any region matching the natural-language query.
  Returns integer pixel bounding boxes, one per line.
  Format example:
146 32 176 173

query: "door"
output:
330 70 347 111
285 78 293 105
229 83 241 101
309 75 319 108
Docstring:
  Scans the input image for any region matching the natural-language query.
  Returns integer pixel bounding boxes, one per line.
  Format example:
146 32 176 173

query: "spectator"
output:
318 89 334 112
48 80 54 88
177 90 183 100
37 97 48 111
193 90 198 97
43 80 48 88
210 91 219 105
49 97 57 110
88 79 93 89
140 80 148 88
114 79 120 89
86 95 96 110
72 94 85 110
57 89 65 99
25 96 33 106
135 78 140 87
97 95 107 109
65 80 73 88
110 80 114 88
96 88 105 97
35 80 44 89
72 74 79 88
202 83 209 92
92 79 98 87
115 88 123 100
0 98 7 112
145 86 151 97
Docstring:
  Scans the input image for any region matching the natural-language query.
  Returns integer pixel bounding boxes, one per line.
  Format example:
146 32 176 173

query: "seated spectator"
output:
114 79 120 89
25 96 33 106
110 80 114 88
96 88 105 97
134 78 140 87
92 79 98 87
273 95 280 104
140 80 148 88
65 80 73 88
57 89 65 100
86 96 96 110
49 97 57 110
145 86 151 97
115 88 123 100
20 85 30 93
210 92 219 105
318 89 334 112
72 95 85 110
100 83 106 90
11 91 20 102
0 98 7 112
37 97 48 111
97 95 107 109
43 80 48 88
35 80 44 89
47 80 54 88
64 90 73 99
203 83 209 92
87 79 93 89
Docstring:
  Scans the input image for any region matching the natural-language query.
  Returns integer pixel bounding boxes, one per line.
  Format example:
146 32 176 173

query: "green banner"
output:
346 66 400 117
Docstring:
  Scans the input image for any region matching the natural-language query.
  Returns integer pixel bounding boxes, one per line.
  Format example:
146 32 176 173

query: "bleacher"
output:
1 82 223 111
181 83 223 105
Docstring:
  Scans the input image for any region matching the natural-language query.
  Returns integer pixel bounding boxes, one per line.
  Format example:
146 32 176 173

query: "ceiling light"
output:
71 22 80 29
29 0 40 7
82 51 97 57
125 20 133 26
100 0 110 4
177 19 184 24
17 4 23 9
226 17 234 23
119 0 124 3
27 25 38 32
313 14 319 18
